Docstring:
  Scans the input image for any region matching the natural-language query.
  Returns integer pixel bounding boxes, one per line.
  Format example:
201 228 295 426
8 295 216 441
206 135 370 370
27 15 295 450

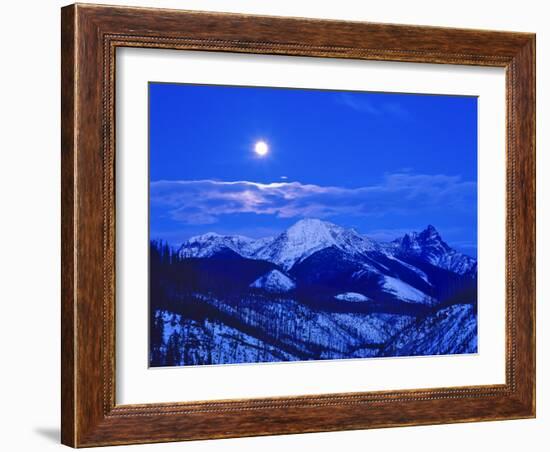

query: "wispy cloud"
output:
150 173 476 226
383 101 411 119
336 93 411 119
337 93 380 115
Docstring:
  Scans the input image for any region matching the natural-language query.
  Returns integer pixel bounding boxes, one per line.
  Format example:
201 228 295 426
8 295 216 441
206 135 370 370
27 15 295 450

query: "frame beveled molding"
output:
61 3 535 447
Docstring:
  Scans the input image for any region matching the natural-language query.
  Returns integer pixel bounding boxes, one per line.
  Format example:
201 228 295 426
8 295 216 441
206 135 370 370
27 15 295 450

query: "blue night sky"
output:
149 82 478 257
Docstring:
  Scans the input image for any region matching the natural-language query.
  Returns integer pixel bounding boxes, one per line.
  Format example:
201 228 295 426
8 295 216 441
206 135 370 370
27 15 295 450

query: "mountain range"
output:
175 219 476 304
150 219 478 367
178 219 475 273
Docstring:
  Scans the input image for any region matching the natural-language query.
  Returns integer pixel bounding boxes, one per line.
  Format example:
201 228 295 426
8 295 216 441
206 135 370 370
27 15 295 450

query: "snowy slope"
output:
381 276 431 304
151 297 476 366
334 292 371 302
380 304 477 356
151 310 299 366
250 270 296 293
384 254 431 284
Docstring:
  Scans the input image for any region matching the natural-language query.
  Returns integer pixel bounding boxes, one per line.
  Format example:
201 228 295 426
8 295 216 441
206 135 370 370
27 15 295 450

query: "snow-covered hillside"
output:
334 292 371 302
380 304 477 356
381 276 431 304
151 297 476 366
250 270 296 293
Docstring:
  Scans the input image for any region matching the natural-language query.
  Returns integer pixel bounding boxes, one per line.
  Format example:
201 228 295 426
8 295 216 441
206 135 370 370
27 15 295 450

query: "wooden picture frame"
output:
61 3 535 447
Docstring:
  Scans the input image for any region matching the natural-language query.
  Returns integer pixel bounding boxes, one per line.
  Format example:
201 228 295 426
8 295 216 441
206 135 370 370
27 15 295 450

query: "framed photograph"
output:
61 3 535 447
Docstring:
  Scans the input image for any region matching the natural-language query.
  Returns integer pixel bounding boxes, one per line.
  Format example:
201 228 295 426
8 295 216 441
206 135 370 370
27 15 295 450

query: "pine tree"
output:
165 331 182 366
149 312 165 366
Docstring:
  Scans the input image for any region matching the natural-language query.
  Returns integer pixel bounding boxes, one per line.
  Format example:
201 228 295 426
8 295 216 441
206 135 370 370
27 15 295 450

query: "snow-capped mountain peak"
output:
253 218 378 270
423 224 440 236
285 219 341 250
190 232 222 240
398 225 449 253
389 225 476 275
178 232 265 259
286 218 338 235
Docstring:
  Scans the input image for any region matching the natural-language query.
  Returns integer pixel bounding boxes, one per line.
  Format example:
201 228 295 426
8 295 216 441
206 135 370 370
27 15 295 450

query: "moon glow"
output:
254 141 269 157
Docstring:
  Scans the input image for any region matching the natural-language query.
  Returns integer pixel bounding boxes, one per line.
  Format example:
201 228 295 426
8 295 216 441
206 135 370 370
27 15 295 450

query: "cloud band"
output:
150 173 476 225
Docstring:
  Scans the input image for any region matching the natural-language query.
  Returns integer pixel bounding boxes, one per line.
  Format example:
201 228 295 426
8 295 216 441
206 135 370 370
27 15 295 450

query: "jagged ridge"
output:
178 219 475 276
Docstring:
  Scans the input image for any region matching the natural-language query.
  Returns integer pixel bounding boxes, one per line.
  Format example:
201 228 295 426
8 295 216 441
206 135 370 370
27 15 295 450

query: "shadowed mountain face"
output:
389 225 477 276
150 220 477 367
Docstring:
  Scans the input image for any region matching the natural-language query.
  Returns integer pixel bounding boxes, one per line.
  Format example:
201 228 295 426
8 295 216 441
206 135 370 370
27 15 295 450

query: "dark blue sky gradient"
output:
149 82 478 256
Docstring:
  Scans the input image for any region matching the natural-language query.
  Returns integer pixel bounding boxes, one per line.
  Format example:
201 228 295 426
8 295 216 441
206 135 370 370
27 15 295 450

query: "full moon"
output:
254 141 269 157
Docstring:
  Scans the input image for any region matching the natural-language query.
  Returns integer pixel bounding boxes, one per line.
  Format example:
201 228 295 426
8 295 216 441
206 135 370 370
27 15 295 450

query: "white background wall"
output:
0 1 545 450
